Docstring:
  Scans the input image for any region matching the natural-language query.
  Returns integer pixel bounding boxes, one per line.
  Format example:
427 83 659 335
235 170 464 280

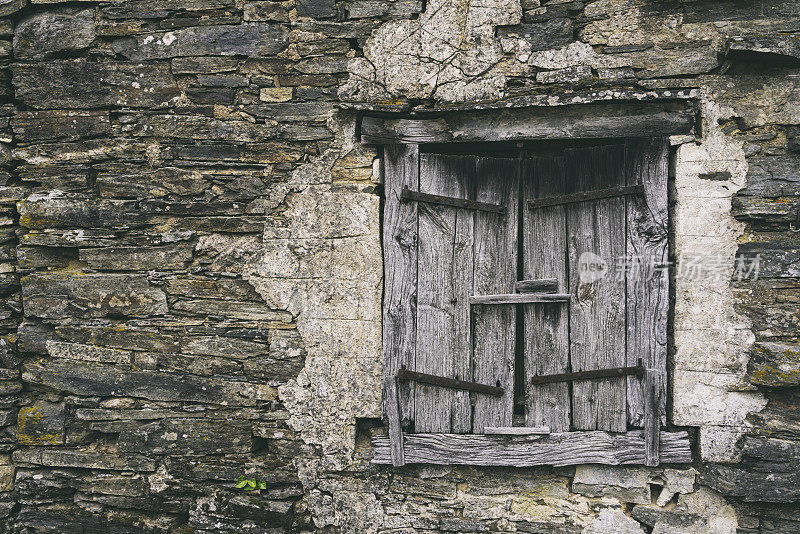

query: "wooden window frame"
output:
368 103 696 468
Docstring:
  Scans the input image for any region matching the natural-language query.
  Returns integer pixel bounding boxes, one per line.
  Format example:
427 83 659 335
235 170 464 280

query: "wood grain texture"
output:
361 102 695 144
644 369 666 467
626 137 670 427
373 431 692 466
469 293 570 304
382 144 419 465
567 145 627 432
472 157 519 433
516 278 559 293
523 155 571 432
484 426 550 435
414 154 474 433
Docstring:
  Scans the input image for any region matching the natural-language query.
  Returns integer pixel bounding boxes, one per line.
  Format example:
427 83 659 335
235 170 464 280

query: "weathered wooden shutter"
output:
383 148 518 442
523 139 668 442
383 138 669 467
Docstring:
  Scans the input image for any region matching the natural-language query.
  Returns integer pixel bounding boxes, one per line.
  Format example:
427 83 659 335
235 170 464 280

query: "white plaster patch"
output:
671 94 766 460
244 113 382 477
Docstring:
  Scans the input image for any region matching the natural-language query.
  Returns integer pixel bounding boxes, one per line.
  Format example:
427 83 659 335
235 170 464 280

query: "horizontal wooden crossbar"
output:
527 184 644 209
470 293 571 305
530 360 644 385
401 188 506 214
372 431 692 466
398 368 504 397
515 278 558 293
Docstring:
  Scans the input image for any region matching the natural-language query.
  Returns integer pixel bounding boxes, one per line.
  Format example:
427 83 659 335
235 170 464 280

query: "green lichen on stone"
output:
17 401 65 446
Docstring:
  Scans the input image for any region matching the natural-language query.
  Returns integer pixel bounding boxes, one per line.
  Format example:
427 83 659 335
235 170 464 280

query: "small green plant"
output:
235 476 267 491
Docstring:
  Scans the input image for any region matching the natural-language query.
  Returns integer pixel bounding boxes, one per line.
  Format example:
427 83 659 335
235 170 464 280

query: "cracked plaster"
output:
340 0 522 102
672 92 767 461
245 111 383 473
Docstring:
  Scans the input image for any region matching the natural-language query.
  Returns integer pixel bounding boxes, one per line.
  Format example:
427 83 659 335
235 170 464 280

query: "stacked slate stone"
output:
0 0 794 532
0 2 21 523
0 0 393 530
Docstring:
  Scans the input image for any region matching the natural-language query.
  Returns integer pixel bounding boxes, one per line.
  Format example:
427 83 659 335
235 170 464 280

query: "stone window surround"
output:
360 96 767 466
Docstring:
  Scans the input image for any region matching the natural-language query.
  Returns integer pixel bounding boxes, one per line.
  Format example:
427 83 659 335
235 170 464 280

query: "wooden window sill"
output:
372 430 691 467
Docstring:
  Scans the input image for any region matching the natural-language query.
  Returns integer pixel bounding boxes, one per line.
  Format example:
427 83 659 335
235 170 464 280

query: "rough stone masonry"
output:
0 0 797 532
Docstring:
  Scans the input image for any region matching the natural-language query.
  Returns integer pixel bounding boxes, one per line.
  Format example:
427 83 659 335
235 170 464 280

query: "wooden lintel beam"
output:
484 426 550 435
360 102 695 145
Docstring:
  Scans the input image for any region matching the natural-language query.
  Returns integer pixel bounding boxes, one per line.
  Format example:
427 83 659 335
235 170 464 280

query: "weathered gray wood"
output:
484 426 550 435
567 145 627 432
415 154 474 433
361 102 695 144
643 369 665 467
385 377 405 466
626 137 669 427
516 278 559 293
472 157 519 433
382 144 419 465
372 431 692 466
523 155 571 432
530 362 643 385
469 293 570 305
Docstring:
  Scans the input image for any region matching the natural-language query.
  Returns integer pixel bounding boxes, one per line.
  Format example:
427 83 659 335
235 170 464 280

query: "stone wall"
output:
0 0 797 532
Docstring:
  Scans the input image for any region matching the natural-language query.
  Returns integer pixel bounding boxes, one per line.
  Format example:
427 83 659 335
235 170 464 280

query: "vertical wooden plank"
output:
415 154 474 433
522 154 571 432
382 144 419 465
384 376 405 466
472 157 519 433
644 368 665 466
626 138 670 427
567 145 628 432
